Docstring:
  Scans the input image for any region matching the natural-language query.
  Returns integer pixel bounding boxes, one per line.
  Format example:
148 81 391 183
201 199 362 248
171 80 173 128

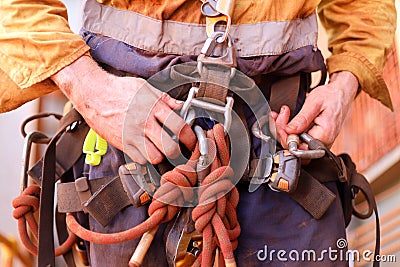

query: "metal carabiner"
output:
251 115 272 143
201 0 234 42
20 131 49 193
194 125 209 167
201 0 219 17
287 133 325 159
197 31 237 75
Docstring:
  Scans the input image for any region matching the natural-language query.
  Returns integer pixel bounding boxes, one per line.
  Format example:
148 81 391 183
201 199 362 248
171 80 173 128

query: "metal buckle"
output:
269 150 301 193
180 87 234 133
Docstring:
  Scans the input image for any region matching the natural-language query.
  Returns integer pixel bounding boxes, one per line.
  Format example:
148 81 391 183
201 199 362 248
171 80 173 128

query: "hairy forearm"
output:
51 56 134 122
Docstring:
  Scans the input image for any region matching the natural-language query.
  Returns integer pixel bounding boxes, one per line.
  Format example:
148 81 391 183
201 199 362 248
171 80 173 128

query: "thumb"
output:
286 99 321 134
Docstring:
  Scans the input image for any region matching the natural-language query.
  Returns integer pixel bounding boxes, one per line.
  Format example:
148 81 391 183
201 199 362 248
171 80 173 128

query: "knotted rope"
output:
192 123 240 267
14 123 240 266
12 184 76 256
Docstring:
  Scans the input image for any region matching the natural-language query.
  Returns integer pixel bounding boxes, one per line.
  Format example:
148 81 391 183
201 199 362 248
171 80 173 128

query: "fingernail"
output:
175 99 183 104
280 106 285 113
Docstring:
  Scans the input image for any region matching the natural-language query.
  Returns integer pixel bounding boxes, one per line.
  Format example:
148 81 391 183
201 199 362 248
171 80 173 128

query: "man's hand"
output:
273 71 359 149
51 56 196 164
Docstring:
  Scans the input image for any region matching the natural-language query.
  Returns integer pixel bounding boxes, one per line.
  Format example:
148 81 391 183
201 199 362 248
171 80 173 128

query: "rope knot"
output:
149 164 198 222
12 184 40 220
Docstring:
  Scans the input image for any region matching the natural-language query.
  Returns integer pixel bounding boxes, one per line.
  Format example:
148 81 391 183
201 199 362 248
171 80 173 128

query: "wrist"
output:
51 55 113 121
329 71 359 101
51 55 102 94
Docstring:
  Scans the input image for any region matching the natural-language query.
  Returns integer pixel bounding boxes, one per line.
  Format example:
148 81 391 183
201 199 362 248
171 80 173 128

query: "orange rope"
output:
13 123 240 266
12 184 76 256
192 124 240 267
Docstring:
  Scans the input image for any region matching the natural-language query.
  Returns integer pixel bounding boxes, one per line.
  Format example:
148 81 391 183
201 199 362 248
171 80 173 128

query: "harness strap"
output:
269 74 301 118
289 170 336 219
352 172 380 267
55 207 77 267
28 118 89 184
339 153 380 267
38 109 85 266
58 176 132 227
197 65 231 104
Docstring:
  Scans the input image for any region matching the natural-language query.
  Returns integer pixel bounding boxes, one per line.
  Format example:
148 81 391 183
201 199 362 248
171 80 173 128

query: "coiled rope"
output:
14 123 240 266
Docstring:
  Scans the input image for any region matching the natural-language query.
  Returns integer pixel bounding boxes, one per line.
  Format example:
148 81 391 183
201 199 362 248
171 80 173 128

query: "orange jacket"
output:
0 0 396 112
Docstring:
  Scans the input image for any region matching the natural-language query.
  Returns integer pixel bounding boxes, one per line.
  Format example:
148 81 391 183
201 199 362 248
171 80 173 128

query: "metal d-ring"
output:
180 87 234 134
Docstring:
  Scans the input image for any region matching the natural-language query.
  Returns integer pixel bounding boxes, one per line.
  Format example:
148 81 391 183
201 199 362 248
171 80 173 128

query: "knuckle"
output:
154 104 170 118
296 114 309 126
144 119 157 133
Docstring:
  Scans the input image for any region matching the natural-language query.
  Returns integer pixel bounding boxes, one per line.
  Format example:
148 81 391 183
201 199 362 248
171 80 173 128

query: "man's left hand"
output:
273 71 359 149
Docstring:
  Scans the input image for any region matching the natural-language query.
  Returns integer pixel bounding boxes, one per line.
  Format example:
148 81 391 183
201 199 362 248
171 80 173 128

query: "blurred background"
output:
0 0 399 266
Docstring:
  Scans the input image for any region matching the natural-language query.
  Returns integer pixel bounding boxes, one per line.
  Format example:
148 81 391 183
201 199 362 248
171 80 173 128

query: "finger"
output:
308 126 334 148
275 106 291 148
153 102 196 151
144 117 181 159
298 142 309 151
270 111 278 121
298 142 311 165
147 84 184 110
269 111 278 140
286 97 322 134
162 92 185 110
135 137 164 164
124 145 148 165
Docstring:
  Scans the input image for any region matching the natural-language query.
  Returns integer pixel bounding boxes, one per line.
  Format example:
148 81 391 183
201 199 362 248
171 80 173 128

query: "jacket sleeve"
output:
318 0 396 110
0 0 90 113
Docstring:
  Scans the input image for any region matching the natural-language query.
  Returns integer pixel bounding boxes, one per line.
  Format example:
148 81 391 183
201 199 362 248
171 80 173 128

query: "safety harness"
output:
12 0 380 266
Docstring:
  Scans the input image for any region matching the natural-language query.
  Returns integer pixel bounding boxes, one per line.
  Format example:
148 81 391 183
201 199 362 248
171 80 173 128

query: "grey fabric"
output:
81 30 326 80
82 0 318 57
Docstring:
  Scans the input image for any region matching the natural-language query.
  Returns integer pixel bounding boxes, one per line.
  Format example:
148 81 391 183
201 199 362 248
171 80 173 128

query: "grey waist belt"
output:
57 162 156 227
57 156 340 227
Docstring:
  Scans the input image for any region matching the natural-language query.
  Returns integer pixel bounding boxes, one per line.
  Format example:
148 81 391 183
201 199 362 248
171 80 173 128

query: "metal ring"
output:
20 112 62 138
251 115 271 142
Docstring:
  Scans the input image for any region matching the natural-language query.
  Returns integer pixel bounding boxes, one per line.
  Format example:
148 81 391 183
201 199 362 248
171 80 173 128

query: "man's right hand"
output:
51 56 196 164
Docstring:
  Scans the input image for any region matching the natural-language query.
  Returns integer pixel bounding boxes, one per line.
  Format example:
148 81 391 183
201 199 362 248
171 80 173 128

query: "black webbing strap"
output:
352 173 380 267
28 118 89 184
38 109 85 267
289 169 336 219
339 154 380 267
269 74 301 117
55 207 76 267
